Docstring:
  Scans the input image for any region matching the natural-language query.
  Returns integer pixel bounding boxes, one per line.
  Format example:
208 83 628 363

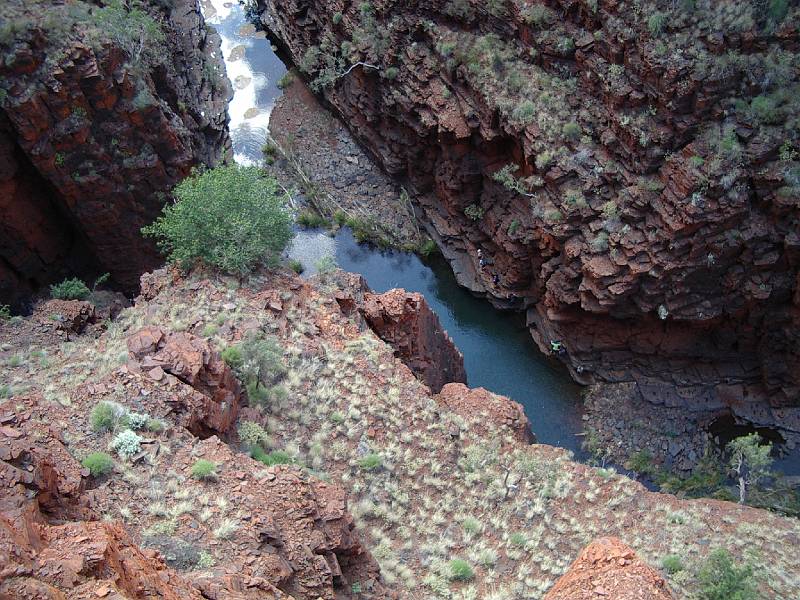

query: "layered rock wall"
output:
258 0 800 433
0 0 230 309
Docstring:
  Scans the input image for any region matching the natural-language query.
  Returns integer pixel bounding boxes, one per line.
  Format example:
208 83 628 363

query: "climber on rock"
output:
477 248 486 270
550 340 566 356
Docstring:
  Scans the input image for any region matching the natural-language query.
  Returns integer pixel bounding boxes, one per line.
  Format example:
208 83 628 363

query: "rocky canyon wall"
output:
258 0 800 436
0 0 230 309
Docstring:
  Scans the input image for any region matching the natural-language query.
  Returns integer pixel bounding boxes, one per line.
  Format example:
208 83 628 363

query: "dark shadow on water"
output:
334 229 587 457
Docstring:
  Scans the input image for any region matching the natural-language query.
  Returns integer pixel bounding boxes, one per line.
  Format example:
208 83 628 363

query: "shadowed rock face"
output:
361 289 467 393
333 272 466 392
257 0 800 434
0 0 231 309
543 537 673 600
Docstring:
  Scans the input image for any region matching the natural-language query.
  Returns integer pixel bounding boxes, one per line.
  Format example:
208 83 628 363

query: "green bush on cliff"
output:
697 548 758 600
50 278 90 300
81 452 115 477
191 459 217 480
142 165 293 275
93 0 166 68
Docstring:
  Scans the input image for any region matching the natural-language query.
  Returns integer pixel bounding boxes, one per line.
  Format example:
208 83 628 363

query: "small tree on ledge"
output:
142 165 293 276
726 432 773 505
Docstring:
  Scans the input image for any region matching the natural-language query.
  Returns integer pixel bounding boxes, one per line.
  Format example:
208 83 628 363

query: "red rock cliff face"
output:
258 0 800 433
0 0 230 309
333 272 467 392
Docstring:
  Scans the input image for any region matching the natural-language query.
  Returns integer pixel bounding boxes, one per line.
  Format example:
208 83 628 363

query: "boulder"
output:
543 537 673 600
126 327 240 435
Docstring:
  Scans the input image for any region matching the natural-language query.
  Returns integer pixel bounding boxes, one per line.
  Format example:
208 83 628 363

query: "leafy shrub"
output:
315 255 337 275
647 12 667 36
509 532 527 547
544 208 564 223
535 151 554 170
521 4 553 28
661 554 684 574
697 548 757 600
142 165 293 275
767 0 789 24
418 239 439 258
562 121 581 141
262 142 279 165
727 433 772 504
564 190 587 210
50 277 90 300
82 452 115 477
358 453 382 470
146 418 165 433
276 71 294 89
448 559 474 581
238 420 271 449
221 346 243 369
750 95 781 124
121 411 149 430
191 459 217 480
444 0 474 20
464 204 485 221
109 429 142 460
288 259 304 274
689 155 705 168
511 100 536 124
0 305 10 320
231 333 286 405
625 449 657 475
91 401 125 432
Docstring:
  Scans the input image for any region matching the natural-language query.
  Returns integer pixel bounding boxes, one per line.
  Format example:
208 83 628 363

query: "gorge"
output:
1 0 800 598
254 0 800 469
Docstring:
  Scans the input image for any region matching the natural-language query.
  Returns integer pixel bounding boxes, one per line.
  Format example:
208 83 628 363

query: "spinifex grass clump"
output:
224 331 287 406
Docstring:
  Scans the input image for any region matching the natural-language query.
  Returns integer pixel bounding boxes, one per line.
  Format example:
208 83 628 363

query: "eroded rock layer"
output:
0 0 230 308
258 0 800 436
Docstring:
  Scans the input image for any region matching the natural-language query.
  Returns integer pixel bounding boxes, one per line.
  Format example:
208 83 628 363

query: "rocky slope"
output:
0 0 230 309
256 0 800 457
2 266 799 598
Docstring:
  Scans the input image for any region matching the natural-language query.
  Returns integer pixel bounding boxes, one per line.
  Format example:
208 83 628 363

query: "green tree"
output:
50 277 90 300
727 433 772 504
142 165 293 275
697 548 758 600
238 333 285 391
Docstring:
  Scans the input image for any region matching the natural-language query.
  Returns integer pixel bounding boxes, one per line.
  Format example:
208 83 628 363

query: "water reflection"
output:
202 0 287 165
